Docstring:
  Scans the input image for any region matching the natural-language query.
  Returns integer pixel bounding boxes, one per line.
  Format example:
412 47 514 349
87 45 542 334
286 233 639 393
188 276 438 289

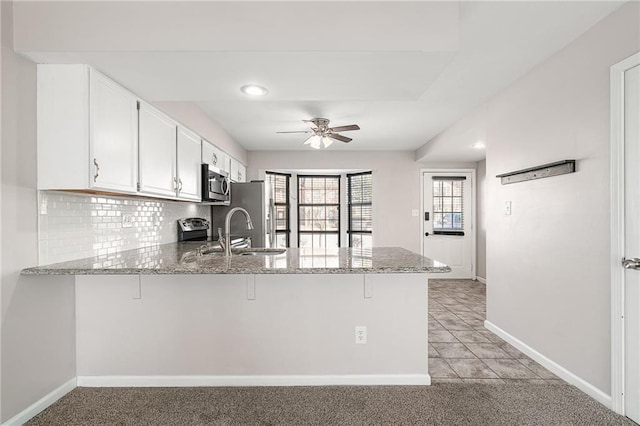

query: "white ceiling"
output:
18 1 625 161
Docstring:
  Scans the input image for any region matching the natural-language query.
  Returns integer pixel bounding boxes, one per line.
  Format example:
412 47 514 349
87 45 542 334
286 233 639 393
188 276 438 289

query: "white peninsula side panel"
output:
75 273 428 386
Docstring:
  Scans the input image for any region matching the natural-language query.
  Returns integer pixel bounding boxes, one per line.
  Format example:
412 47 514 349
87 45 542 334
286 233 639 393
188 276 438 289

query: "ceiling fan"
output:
277 118 360 149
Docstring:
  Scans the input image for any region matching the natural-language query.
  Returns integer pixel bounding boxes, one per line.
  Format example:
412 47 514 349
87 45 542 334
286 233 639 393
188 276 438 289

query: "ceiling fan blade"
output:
327 133 352 143
328 124 360 132
276 131 313 134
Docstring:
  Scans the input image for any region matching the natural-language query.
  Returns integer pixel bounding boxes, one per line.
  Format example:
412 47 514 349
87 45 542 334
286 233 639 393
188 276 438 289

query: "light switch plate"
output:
504 201 512 215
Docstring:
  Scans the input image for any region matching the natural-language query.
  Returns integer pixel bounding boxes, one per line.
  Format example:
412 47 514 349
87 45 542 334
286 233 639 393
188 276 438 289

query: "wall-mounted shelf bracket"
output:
496 160 575 185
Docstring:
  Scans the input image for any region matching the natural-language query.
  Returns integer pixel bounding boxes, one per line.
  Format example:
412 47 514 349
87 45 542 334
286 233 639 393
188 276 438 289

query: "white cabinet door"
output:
221 155 232 175
89 70 138 193
229 159 247 183
238 163 247 183
202 140 230 174
138 103 177 198
230 158 239 182
177 127 202 201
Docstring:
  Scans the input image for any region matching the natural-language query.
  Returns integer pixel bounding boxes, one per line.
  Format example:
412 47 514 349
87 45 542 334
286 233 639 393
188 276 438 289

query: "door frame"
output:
420 168 476 279
610 52 640 415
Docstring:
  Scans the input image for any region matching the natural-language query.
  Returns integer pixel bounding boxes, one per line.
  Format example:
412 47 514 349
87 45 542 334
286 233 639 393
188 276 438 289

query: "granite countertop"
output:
21 243 451 275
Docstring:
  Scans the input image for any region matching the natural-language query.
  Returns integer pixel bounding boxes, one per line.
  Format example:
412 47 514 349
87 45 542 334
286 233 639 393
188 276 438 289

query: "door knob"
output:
425 232 430 236
622 257 640 270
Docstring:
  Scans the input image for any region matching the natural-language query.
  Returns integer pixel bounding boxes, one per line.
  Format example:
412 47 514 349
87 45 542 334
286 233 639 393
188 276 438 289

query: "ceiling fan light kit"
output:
303 135 334 149
278 117 360 149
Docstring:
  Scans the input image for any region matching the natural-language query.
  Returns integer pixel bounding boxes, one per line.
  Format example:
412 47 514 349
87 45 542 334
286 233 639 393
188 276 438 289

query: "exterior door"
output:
624 63 640 424
423 171 474 278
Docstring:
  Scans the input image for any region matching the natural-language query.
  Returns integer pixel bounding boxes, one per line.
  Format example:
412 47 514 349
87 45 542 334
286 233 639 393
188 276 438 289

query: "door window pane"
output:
432 177 464 233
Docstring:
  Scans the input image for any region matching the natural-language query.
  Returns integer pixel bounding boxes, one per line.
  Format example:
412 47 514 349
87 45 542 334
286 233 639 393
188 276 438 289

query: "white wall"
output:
1 2 76 421
75 273 427 379
421 2 639 395
476 159 486 279
249 151 425 253
152 101 247 166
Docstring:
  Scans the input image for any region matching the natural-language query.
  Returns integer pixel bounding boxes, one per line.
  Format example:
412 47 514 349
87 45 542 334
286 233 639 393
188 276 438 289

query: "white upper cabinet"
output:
38 65 138 193
38 64 219 203
138 103 177 198
176 127 202 201
202 140 230 175
230 158 247 183
139 103 202 201
238 163 247 183
90 70 139 193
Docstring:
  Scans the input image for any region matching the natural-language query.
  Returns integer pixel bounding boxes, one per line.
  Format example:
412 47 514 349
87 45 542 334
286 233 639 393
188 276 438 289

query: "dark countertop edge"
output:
21 266 452 276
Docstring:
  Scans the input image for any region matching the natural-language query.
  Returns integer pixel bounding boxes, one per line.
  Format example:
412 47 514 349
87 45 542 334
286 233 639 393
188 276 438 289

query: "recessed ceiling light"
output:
240 85 268 96
472 141 486 150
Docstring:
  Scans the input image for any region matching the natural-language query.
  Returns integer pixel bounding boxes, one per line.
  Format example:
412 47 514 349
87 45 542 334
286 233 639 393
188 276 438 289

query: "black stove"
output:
177 217 210 242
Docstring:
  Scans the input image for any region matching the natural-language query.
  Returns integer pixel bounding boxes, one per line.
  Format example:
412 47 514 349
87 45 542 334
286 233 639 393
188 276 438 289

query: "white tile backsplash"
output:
38 191 209 265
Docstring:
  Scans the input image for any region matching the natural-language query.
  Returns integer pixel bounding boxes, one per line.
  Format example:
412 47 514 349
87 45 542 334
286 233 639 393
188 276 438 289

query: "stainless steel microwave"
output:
201 164 230 203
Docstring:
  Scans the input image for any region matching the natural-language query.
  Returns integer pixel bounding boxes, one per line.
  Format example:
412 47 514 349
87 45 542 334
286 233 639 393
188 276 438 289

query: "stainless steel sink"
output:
190 247 286 260
236 248 286 256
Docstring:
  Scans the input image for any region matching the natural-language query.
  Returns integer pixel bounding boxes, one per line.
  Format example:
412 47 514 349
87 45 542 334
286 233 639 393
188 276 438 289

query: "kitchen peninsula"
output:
23 245 449 387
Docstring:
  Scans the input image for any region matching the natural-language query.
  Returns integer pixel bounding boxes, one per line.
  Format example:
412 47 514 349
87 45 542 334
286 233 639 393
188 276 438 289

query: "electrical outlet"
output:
355 326 367 344
411 209 419 217
122 213 134 228
504 201 512 216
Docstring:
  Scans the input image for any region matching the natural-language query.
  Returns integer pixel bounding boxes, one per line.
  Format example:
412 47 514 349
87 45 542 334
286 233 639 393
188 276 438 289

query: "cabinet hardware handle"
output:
173 177 178 191
622 257 640 270
212 153 218 166
93 158 99 182
178 178 183 192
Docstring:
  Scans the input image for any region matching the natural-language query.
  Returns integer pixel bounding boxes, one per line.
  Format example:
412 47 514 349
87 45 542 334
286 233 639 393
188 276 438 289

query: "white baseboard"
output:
484 320 612 408
77 374 431 387
2 377 76 426
476 276 487 284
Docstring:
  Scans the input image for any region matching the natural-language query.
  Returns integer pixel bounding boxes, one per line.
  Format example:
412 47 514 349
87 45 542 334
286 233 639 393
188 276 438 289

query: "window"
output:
266 172 291 248
432 176 465 235
297 175 340 248
347 172 372 248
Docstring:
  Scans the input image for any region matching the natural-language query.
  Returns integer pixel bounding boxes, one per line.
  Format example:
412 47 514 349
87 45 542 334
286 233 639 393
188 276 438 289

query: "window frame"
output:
266 171 291 247
347 171 373 248
297 174 341 248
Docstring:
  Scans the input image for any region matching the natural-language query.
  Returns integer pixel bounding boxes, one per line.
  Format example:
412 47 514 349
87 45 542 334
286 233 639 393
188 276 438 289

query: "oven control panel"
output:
178 217 210 232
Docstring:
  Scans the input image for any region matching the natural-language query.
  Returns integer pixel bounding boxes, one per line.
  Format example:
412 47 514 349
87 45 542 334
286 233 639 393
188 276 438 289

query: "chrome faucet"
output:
219 207 254 257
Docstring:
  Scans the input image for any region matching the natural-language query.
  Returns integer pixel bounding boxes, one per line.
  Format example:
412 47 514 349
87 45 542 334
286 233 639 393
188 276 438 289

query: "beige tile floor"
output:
428 279 564 384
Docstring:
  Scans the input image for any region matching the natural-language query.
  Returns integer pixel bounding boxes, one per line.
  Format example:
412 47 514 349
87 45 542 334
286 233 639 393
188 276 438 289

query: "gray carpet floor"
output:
26 383 634 425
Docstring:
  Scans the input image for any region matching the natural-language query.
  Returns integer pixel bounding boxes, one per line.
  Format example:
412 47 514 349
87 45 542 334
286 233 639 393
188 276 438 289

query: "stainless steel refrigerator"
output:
210 181 274 247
